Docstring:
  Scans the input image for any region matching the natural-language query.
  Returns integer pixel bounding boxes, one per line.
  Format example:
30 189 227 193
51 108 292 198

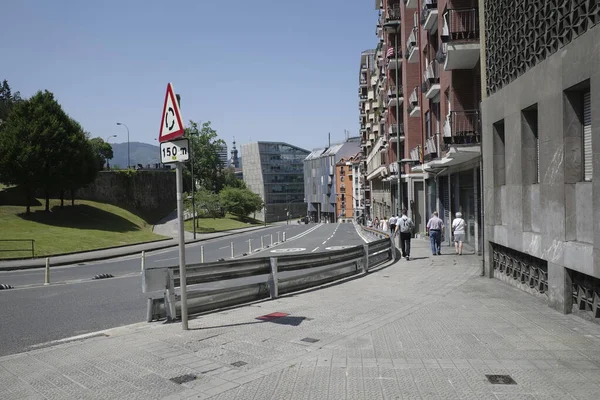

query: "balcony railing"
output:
387 85 402 98
442 8 480 43
420 0 438 25
443 110 480 146
386 4 401 22
421 60 440 93
388 123 404 137
436 44 446 63
359 94 367 100
405 28 417 59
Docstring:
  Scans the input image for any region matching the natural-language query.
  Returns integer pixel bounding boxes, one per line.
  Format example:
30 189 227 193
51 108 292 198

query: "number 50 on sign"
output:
160 138 190 163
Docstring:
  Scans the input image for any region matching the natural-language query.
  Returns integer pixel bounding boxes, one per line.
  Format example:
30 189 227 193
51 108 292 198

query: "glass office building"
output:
241 142 309 223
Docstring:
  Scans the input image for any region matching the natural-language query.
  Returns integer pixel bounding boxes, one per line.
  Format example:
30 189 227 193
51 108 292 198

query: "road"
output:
0 222 372 357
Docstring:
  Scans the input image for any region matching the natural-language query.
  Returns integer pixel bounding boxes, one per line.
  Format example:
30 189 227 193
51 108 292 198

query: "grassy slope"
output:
183 213 262 233
0 199 167 259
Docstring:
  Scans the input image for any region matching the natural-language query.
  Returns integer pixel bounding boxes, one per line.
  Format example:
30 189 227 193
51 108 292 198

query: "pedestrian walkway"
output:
2 240 600 399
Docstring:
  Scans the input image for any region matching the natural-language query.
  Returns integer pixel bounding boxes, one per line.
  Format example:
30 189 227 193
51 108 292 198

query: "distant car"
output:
298 216 309 224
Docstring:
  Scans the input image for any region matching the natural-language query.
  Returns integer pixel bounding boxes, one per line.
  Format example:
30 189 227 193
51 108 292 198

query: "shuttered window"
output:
583 91 592 181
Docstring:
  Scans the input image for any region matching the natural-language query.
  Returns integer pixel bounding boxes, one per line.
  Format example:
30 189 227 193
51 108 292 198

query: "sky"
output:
1 0 378 153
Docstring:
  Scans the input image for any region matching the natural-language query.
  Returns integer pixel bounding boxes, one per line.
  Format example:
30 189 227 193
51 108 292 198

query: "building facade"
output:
240 142 309 223
480 0 600 318
304 138 362 223
216 143 228 167
335 156 361 220
364 0 482 245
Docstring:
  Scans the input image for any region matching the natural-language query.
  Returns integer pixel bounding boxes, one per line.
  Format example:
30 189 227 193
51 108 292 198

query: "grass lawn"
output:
184 213 263 233
0 199 167 259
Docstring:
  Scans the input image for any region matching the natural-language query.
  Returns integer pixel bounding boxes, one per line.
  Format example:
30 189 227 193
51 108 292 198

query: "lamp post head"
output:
116 122 122 126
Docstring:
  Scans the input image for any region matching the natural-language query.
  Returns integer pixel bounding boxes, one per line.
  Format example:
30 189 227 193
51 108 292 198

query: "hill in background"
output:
110 142 159 168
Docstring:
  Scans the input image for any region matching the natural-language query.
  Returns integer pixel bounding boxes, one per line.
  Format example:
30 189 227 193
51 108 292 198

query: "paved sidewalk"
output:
2 240 600 399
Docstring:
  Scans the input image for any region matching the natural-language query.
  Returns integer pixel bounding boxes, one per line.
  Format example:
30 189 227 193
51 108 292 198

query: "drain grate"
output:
231 361 247 367
170 374 197 385
300 337 320 343
486 375 517 385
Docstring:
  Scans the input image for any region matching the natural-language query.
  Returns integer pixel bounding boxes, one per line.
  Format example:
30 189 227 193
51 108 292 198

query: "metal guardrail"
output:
142 226 394 322
0 240 35 259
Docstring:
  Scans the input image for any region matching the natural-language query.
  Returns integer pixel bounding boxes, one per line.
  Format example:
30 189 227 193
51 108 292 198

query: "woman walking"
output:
451 212 466 255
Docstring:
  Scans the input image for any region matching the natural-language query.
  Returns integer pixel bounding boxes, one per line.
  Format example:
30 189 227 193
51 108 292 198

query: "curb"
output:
0 225 273 271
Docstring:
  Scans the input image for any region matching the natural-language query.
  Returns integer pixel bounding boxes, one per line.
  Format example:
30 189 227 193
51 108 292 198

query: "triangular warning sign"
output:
159 83 184 143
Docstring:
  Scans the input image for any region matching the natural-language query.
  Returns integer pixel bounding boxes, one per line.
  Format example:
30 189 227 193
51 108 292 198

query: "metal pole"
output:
141 251 145 272
175 163 188 330
277 232 281 243
191 151 196 240
248 239 252 254
283 232 286 242
270 234 273 246
231 242 234 258
200 245 204 263
261 235 264 249
44 257 50 285
394 25 402 215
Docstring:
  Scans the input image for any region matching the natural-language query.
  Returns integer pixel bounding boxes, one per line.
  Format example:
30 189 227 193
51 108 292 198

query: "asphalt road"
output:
0 222 372 357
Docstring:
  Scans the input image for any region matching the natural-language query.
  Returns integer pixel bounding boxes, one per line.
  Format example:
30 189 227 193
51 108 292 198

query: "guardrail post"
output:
283 232 286 242
248 239 252 254
44 257 50 285
32 240 35 258
270 234 273 246
140 251 145 273
231 242 234 259
269 257 279 299
164 270 176 321
277 232 281 243
261 235 264 249
200 246 204 263
362 244 369 273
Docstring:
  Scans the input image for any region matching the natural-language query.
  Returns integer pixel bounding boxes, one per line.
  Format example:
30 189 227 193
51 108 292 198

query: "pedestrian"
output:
374 217 379 229
389 214 397 235
380 216 389 232
451 212 466 255
426 211 445 256
396 208 414 260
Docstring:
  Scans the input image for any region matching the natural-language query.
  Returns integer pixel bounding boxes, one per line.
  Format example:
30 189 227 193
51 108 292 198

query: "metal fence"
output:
0 240 35 259
143 226 394 322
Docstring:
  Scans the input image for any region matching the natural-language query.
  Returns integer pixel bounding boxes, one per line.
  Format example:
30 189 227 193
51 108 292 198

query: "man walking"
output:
396 209 414 260
426 211 445 256
389 214 397 235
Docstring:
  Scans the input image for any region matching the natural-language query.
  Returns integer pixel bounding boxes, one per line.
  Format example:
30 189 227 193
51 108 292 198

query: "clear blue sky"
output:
2 0 377 152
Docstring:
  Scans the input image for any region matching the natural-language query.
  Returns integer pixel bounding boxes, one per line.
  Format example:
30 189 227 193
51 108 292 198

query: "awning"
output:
411 146 481 172
366 165 387 181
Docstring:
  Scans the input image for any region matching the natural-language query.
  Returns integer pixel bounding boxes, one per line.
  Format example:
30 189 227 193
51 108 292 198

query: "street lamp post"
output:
116 122 130 169
105 134 117 170
384 20 403 216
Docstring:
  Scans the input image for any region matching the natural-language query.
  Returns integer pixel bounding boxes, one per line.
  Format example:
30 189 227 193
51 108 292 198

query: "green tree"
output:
219 166 246 189
184 121 225 192
89 137 114 171
0 91 95 213
184 188 223 220
0 79 22 123
219 186 263 219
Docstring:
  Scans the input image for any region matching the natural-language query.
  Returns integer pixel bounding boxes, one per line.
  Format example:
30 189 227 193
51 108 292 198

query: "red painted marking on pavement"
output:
256 312 289 321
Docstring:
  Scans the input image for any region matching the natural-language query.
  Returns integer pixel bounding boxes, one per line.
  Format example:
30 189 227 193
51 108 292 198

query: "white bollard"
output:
44 257 50 285
283 232 286 242
200 246 204 263
248 239 252 253
261 235 264 249
271 234 273 246
277 232 281 243
231 242 234 258
140 251 145 273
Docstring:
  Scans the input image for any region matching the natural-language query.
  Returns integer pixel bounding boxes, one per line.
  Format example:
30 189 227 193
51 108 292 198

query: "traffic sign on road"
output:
160 138 190 163
159 83 184 143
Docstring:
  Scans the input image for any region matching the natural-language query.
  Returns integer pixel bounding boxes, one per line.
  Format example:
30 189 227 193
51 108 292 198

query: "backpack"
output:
399 216 413 233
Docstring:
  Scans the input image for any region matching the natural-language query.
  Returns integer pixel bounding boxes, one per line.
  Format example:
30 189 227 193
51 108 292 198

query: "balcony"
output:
387 85 404 108
386 47 402 70
360 64 368 71
442 110 480 147
441 8 481 70
408 86 420 117
360 124 366 133
385 4 401 24
405 29 418 63
360 77 368 87
388 123 405 143
422 59 440 100
404 0 418 9
359 94 367 102
420 1 438 33
368 133 376 141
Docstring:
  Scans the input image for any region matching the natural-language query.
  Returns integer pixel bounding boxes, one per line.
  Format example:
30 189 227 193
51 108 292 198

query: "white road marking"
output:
311 247 319 252
219 246 230 250
154 257 177 263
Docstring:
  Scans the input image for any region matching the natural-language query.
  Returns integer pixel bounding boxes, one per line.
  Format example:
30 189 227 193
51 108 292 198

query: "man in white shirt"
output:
388 215 397 235
395 209 414 260
451 212 466 255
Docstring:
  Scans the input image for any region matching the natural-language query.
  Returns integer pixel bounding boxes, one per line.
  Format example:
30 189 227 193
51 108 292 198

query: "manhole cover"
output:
486 375 517 385
231 361 247 367
324 245 356 250
169 374 197 385
270 248 306 253
300 337 320 343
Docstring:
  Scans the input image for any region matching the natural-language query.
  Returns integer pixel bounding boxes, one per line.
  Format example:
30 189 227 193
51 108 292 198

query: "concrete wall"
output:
482 25 600 313
76 170 176 221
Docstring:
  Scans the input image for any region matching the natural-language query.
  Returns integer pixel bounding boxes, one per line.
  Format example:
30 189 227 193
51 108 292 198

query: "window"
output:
583 90 592 181
493 120 506 186
522 104 539 184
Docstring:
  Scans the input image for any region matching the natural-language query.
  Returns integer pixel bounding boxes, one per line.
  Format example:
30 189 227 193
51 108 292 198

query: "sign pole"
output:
176 161 188 329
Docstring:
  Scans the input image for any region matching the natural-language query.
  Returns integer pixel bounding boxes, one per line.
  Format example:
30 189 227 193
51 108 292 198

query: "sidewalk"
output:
2 239 600 399
0 212 275 270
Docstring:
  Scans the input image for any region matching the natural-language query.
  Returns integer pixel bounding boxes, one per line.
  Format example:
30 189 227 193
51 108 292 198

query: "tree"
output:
0 90 95 213
219 167 246 189
219 186 263 219
0 79 22 123
184 121 226 192
89 137 113 171
184 188 223 220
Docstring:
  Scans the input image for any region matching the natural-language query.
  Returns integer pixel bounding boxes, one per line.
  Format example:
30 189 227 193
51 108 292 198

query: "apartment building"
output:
334 154 364 220
480 0 600 319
